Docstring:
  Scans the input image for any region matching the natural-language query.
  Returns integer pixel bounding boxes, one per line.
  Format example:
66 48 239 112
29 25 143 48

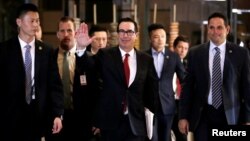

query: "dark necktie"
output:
62 52 72 109
212 47 222 109
24 45 32 104
122 53 130 113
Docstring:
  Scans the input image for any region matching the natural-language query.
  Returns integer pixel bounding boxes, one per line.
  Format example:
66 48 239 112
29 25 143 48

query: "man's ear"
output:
226 25 230 35
56 32 60 39
16 18 21 27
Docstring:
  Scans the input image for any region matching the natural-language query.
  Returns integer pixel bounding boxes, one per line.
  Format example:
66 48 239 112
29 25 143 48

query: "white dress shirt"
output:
19 37 36 99
208 41 226 105
151 48 165 78
119 47 137 87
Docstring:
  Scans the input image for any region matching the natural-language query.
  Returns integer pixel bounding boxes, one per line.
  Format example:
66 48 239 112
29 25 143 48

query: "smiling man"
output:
178 12 250 141
94 17 159 141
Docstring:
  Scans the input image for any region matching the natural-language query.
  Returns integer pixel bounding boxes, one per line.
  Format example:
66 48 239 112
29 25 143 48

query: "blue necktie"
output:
24 45 32 104
212 47 222 109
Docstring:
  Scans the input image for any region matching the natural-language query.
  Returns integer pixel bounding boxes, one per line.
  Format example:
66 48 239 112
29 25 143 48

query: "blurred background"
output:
0 0 249 51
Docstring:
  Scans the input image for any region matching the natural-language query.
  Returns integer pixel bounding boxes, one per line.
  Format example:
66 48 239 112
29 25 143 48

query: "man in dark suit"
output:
173 35 189 71
145 24 186 141
91 17 158 141
0 3 64 141
45 16 99 141
178 12 250 141
172 35 190 141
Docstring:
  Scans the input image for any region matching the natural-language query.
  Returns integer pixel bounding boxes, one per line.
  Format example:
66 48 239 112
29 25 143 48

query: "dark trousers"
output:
194 105 227 141
101 115 145 141
151 113 174 141
172 100 187 141
5 100 41 141
46 109 94 141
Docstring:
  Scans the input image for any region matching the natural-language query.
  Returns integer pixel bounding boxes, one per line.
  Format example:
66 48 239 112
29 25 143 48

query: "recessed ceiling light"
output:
204 0 226 1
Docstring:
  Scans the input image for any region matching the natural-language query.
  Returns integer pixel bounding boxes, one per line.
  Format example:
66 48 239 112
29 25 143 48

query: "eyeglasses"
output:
118 29 135 36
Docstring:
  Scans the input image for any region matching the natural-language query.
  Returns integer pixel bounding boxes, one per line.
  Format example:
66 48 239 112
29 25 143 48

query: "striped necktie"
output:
212 47 222 109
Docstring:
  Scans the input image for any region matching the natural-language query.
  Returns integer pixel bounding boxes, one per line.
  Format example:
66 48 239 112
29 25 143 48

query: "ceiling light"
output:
204 0 226 1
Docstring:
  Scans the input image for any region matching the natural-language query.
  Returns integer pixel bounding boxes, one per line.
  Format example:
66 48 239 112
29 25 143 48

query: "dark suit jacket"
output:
0 37 64 139
145 48 186 115
55 49 99 126
73 51 99 127
179 42 250 131
95 47 158 136
51 49 99 139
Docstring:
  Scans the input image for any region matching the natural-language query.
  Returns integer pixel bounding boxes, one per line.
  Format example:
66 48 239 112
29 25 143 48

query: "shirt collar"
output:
18 36 35 49
59 44 76 56
119 47 135 58
151 47 165 55
209 40 226 53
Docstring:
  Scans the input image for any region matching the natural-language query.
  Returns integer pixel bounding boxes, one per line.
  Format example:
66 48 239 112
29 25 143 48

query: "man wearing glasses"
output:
94 17 159 141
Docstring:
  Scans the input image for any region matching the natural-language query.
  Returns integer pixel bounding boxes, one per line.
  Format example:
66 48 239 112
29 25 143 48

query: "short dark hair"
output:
173 35 189 48
16 3 39 19
147 23 166 37
208 12 228 26
117 17 138 32
58 16 75 30
89 25 108 37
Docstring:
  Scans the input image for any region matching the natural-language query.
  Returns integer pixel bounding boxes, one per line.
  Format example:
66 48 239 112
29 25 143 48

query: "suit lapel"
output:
146 49 166 79
131 49 149 88
223 42 233 83
202 43 210 84
134 49 142 83
111 47 126 84
11 37 26 79
34 41 43 85
161 49 170 78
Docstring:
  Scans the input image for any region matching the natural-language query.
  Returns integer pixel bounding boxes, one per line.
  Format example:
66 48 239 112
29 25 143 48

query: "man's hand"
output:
75 23 95 50
52 117 63 134
245 122 250 125
178 119 189 135
92 126 100 135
